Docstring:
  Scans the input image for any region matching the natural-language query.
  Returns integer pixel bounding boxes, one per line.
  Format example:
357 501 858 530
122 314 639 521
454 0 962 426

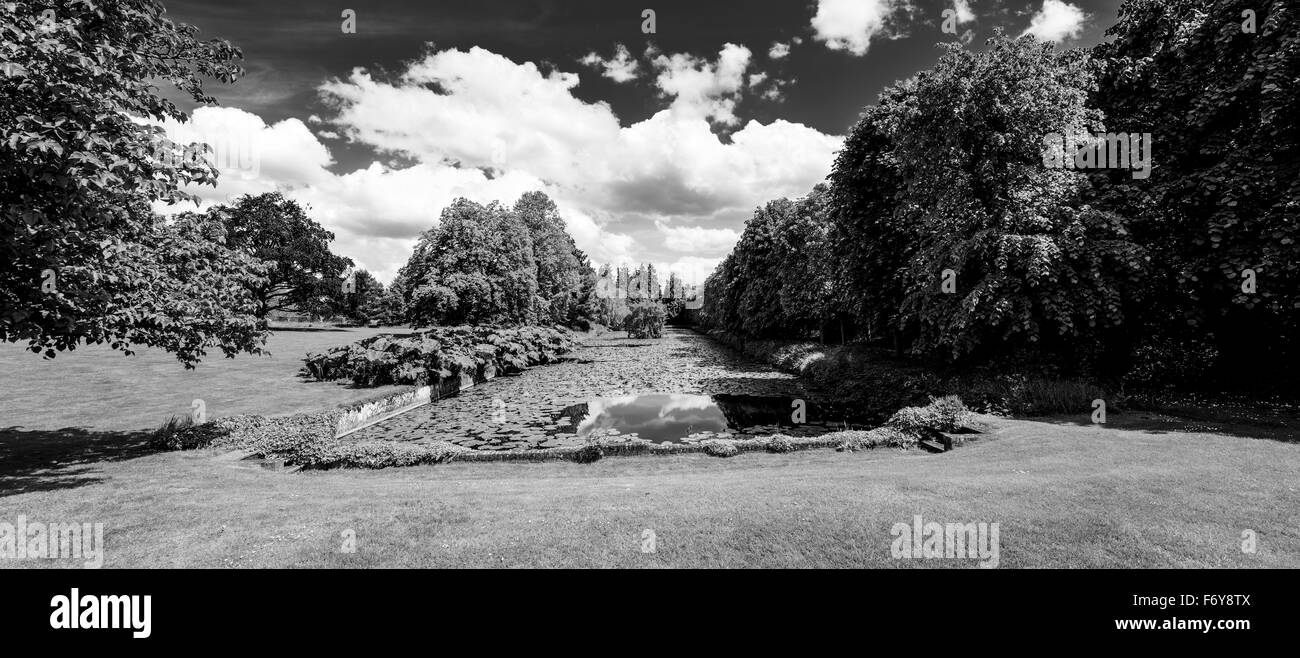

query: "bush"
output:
302 325 577 387
1002 376 1103 415
624 301 666 339
765 435 796 453
703 440 740 457
835 427 915 452
572 444 603 464
295 440 463 469
149 415 201 450
887 395 974 433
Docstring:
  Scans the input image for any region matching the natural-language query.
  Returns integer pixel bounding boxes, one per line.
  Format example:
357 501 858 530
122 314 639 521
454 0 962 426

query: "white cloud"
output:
579 43 641 83
142 106 333 201
810 0 901 56
153 46 841 284
768 41 792 59
649 43 755 126
953 0 975 23
657 222 740 255
1021 0 1088 42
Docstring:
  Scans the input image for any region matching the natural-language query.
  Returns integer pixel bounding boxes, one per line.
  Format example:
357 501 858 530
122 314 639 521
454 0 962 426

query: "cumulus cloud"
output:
1021 0 1088 42
579 43 641 82
154 46 841 283
657 222 740 255
768 36 802 59
649 43 755 126
810 0 904 56
143 106 333 202
953 0 975 23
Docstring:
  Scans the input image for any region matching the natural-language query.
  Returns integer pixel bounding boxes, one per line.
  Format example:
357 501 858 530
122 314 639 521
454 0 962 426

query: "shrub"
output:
149 415 200 450
1005 376 1103 415
835 427 915 452
301 325 577 387
624 301 666 339
295 440 463 469
572 444 603 464
703 440 740 457
887 395 974 433
766 435 796 453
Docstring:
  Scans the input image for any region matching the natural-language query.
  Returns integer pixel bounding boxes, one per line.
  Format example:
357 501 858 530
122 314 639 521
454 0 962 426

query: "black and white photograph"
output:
1 0 1296 643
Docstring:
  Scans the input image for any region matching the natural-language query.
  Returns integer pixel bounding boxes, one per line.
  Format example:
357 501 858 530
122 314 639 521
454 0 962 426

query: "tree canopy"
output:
209 192 353 319
702 8 1299 386
0 0 269 367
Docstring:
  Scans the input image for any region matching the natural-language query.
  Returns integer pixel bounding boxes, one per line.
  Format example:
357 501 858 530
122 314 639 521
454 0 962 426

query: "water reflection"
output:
553 393 853 443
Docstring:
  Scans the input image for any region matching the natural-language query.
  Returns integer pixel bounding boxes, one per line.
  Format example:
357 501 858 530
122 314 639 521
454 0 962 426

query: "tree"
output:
338 269 384 324
0 0 268 367
777 185 840 341
513 191 583 324
662 272 688 323
376 270 410 326
828 100 911 345
567 247 600 329
625 300 666 339
403 198 538 326
876 35 1143 364
1092 0 1300 381
211 192 352 319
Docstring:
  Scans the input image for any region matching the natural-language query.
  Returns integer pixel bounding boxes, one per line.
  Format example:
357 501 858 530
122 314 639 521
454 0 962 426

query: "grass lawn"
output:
2 413 1297 568
0 326 407 432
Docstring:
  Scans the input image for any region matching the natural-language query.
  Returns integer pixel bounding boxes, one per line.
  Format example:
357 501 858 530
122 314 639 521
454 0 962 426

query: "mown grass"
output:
0 326 407 431
3 412 1297 568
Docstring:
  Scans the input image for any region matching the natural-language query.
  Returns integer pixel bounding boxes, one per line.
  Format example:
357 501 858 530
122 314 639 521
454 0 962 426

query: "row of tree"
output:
393 192 704 332
702 1 1299 386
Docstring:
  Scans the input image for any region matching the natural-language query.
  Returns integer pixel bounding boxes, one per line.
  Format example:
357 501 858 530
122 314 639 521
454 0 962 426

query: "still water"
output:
550 393 855 443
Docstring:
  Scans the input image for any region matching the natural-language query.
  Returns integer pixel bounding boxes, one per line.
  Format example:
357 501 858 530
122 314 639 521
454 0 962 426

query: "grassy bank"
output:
0 326 409 432
2 412 1297 568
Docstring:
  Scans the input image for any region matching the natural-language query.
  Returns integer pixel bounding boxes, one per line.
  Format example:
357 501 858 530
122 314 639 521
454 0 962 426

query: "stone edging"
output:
447 435 850 462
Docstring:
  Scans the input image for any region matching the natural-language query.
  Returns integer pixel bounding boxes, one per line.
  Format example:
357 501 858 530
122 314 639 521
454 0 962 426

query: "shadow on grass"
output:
0 426 156 496
1016 410 1300 444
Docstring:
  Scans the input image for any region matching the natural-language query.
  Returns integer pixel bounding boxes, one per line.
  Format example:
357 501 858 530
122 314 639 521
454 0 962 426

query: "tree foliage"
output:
402 198 538 326
700 186 839 340
0 0 269 366
514 191 585 325
704 17 1296 385
1092 0 1300 379
209 192 353 319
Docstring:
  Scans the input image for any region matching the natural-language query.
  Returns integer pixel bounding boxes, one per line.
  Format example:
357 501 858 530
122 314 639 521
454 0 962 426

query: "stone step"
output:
918 439 948 453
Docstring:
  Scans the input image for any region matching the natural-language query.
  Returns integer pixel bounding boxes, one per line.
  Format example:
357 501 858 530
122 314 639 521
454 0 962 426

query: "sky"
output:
154 0 1124 284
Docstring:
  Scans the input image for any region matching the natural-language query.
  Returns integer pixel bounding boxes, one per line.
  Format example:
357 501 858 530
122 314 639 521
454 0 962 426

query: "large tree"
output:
0 0 269 366
402 198 538 326
1092 0 1300 381
210 192 353 319
879 35 1143 365
512 191 583 324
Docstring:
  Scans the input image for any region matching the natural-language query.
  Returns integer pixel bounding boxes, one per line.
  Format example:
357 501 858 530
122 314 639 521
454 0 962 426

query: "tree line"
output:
702 2 1298 387
0 0 691 368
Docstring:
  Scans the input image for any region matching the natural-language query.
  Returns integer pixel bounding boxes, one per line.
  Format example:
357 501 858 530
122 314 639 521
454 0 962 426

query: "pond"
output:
351 329 865 451
545 393 862 444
